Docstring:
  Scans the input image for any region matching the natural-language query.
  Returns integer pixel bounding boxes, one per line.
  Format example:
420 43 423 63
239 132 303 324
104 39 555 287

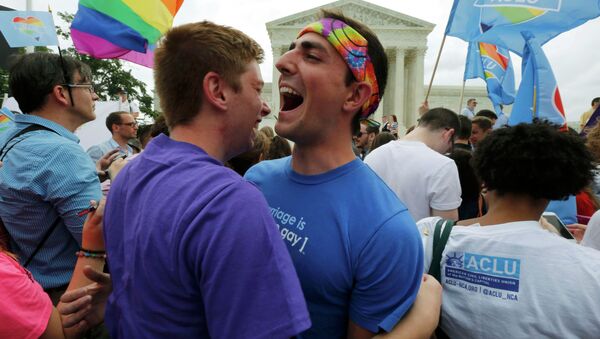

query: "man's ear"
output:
447 128 456 142
52 84 70 107
342 82 371 114
202 71 228 111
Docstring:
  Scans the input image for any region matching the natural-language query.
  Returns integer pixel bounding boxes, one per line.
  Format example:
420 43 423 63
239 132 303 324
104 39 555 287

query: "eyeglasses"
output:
119 122 138 127
355 131 365 138
62 83 95 94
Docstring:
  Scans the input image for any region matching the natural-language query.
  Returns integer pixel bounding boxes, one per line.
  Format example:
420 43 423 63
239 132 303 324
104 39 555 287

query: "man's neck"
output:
31 107 83 133
455 139 469 145
112 134 130 149
402 128 430 147
291 138 356 175
170 117 228 163
459 192 547 227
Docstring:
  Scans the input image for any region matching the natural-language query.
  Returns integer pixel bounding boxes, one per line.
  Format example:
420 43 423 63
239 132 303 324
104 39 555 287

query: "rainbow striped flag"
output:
70 0 184 67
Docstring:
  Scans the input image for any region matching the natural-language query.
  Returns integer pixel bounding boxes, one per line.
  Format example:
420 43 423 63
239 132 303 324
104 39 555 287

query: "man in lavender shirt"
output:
103 21 311 338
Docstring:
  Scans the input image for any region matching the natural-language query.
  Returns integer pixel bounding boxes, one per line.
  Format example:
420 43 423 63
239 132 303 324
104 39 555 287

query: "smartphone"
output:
542 212 575 240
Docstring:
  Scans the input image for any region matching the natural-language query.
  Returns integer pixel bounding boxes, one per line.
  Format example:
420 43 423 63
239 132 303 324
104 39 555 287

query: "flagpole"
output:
25 0 34 53
425 34 447 102
458 80 466 113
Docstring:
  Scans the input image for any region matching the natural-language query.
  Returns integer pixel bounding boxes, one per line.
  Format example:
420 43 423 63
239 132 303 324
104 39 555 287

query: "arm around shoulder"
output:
350 211 424 334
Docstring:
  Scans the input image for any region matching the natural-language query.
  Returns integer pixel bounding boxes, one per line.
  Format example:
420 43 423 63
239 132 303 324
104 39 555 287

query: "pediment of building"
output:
266 0 435 30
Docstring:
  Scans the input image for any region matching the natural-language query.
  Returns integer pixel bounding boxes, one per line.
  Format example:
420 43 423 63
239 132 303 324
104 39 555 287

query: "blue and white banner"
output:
445 0 600 55
0 11 58 47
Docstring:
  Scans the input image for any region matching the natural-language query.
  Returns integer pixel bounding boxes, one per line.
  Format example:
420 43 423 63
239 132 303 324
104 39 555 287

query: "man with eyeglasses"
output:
0 52 102 303
87 111 137 163
365 107 462 222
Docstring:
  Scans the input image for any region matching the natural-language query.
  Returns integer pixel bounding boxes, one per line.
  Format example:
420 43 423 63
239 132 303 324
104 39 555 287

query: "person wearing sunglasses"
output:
86 111 137 163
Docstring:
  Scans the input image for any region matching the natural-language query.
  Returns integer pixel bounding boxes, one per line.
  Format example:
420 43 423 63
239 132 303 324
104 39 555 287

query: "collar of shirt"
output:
14 114 80 143
108 137 134 155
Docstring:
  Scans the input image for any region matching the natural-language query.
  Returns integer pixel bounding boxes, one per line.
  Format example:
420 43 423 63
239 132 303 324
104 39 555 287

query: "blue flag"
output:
464 41 516 112
0 11 58 47
446 0 600 55
508 32 566 128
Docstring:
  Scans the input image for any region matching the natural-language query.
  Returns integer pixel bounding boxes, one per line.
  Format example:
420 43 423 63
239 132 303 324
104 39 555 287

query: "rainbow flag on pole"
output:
70 0 184 68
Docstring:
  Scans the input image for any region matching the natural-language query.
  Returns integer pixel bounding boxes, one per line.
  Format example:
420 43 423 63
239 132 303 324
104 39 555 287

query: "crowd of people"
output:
1 9 599 339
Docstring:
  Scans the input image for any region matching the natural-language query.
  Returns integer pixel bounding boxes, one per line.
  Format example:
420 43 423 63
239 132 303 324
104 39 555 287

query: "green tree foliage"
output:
1 12 156 118
56 12 155 117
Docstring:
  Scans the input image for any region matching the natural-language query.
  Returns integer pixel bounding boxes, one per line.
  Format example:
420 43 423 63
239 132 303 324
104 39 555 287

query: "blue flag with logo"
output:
464 41 516 112
508 32 566 128
0 11 58 47
446 0 600 55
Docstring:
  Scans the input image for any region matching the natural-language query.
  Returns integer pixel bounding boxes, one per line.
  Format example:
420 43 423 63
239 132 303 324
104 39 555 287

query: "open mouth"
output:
280 86 304 111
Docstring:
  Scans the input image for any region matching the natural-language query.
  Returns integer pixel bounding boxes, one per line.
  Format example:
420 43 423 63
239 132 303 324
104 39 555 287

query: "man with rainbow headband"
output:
245 11 427 338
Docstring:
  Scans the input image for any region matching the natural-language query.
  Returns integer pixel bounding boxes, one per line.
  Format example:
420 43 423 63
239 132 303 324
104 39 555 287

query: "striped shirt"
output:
0 114 101 288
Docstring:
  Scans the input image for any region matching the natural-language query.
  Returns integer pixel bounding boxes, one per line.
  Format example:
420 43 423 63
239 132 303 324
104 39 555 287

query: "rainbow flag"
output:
70 0 184 68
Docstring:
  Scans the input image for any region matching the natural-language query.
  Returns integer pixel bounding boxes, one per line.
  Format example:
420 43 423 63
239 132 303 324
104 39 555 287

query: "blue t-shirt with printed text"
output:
245 157 424 338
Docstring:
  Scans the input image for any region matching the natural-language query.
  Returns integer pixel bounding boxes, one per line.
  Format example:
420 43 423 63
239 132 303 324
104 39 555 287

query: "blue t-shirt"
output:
104 134 311 338
245 157 424 338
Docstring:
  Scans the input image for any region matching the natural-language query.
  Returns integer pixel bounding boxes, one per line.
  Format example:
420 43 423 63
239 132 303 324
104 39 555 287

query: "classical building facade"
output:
261 0 495 132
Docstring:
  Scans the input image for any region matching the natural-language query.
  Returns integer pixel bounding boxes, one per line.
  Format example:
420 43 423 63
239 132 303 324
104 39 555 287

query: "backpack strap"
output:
0 124 54 161
428 218 456 282
0 124 61 267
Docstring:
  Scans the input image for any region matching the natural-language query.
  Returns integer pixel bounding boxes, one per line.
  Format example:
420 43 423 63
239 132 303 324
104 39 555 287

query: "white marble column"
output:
412 48 426 126
404 50 415 129
271 46 282 117
382 50 394 121
393 48 405 123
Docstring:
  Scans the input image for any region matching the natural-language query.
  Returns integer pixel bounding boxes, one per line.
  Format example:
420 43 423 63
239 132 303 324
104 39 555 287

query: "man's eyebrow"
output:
300 40 327 52
287 40 327 52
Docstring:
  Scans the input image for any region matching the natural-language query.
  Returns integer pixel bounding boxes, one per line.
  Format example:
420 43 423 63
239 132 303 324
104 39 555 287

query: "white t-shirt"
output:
117 99 140 114
582 210 600 251
365 140 462 221
418 217 600 339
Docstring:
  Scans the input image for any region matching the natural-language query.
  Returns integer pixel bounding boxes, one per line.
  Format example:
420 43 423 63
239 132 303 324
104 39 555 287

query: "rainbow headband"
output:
298 18 380 118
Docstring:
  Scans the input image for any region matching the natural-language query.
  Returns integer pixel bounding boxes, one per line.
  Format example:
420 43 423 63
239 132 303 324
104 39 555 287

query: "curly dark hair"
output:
472 122 594 200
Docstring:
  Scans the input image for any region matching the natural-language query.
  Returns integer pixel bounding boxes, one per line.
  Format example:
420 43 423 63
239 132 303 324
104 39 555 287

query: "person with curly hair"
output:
417 122 600 338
